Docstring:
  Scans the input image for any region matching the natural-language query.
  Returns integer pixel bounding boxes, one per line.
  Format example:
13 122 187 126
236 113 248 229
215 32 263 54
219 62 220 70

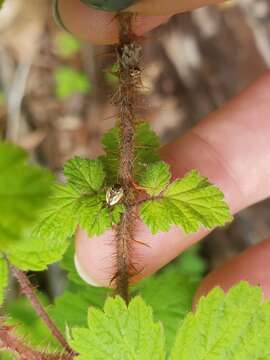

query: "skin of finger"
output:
129 0 223 16
58 0 170 44
76 72 270 287
194 238 270 305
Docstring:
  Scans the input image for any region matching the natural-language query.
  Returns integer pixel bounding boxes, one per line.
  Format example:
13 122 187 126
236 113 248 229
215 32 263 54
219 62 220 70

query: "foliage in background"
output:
0 143 52 250
0 143 57 305
55 33 81 58
54 66 91 99
5 295 58 351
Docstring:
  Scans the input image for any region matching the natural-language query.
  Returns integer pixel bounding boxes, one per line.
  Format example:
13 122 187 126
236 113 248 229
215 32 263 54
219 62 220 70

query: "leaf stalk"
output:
11 266 74 356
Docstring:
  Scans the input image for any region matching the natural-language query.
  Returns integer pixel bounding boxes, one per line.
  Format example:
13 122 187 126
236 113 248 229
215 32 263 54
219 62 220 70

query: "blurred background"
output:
0 0 269 294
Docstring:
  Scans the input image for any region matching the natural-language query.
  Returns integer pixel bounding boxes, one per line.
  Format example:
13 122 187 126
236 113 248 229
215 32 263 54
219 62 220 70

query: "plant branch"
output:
114 13 142 303
11 266 75 356
0 322 73 360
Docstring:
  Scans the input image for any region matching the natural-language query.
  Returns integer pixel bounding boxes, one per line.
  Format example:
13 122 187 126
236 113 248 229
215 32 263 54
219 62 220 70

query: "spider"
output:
120 42 142 70
106 184 124 206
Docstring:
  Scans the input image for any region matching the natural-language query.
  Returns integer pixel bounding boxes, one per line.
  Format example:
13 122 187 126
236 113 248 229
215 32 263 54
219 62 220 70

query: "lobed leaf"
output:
6 231 69 271
170 282 270 360
138 161 171 196
64 157 105 194
34 184 79 242
140 170 232 234
35 158 123 240
78 195 124 236
70 296 166 360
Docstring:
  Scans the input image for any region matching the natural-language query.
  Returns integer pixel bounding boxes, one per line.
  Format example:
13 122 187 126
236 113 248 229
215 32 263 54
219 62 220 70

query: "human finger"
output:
129 0 223 15
57 0 169 44
194 237 270 304
57 0 223 44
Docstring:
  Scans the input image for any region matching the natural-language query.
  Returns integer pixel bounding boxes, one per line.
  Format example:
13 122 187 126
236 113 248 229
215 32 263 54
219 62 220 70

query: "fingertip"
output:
75 228 117 287
74 253 102 287
194 238 270 305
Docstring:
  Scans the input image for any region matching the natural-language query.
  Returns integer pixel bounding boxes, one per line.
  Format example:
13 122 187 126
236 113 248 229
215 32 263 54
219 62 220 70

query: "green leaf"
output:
0 142 53 249
6 231 69 271
35 184 105 240
55 33 81 58
0 350 15 360
49 288 108 333
101 122 160 184
140 170 232 234
64 157 105 193
35 158 123 239
54 66 91 99
170 282 270 360
111 203 125 224
135 261 199 352
139 199 171 234
139 161 171 196
135 122 161 164
34 184 79 242
0 257 8 305
77 194 115 236
70 296 166 360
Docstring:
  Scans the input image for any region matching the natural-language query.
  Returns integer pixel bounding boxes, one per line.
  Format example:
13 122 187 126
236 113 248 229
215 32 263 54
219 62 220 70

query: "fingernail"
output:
52 0 70 32
74 254 102 287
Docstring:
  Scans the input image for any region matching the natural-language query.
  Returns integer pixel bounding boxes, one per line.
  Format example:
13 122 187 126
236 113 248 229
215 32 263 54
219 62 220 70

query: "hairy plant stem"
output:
0 323 73 360
114 13 142 303
11 266 74 356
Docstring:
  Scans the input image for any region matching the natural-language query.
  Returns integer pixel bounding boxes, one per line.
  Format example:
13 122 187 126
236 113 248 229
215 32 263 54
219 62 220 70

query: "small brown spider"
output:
120 42 142 70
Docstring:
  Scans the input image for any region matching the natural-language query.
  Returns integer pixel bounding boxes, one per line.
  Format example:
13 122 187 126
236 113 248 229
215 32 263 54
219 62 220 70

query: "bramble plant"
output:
1 3 270 360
